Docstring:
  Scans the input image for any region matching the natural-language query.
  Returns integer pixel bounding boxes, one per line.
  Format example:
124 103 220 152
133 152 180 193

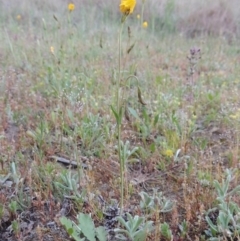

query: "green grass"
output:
1 0 240 240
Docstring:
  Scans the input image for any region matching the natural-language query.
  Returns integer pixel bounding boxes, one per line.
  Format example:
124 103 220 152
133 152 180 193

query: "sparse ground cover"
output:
1 0 240 240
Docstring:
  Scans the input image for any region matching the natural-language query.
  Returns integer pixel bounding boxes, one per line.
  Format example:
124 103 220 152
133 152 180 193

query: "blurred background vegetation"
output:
1 0 239 37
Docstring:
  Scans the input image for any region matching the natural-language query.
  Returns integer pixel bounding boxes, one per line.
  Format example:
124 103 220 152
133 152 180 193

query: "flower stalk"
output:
114 0 136 215
117 21 124 214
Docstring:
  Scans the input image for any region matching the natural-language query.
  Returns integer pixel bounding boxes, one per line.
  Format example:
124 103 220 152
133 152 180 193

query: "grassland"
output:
1 0 240 240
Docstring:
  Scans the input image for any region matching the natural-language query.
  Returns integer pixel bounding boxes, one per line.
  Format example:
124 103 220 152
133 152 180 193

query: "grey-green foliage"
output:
10 162 21 188
60 216 83 241
205 169 240 240
76 113 106 157
27 120 49 149
139 191 154 211
127 107 151 140
120 140 139 164
60 213 107 241
139 189 174 213
114 213 153 241
54 170 85 200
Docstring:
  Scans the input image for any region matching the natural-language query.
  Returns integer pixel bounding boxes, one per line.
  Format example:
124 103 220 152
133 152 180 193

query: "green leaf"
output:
60 216 83 241
133 229 147 241
127 42 135 54
117 216 130 231
68 228 74 235
114 233 128 240
128 107 139 119
134 230 147 241
110 105 120 125
60 216 74 232
205 216 218 233
133 221 153 241
131 216 144 233
213 180 224 198
153 114 159 126
95 226 107 241
149 143 155 152
119 106 123 125
78 213 96 241
228 185 240 196
53 14 59 22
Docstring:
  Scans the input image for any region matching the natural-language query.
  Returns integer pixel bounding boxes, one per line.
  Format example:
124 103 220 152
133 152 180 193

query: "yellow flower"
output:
50 46 54 54
16 15 21 20
120 0 136 15
163 149 174 158
230 113 240 119
142 21 148 28
230 109 240 119
230 114 237 119
68 3 75 11
137 14 140 19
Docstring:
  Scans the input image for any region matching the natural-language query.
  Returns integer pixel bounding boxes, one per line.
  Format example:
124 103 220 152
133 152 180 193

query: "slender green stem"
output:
117 22 124 115
125 74 139 83
117 25 139 213
117 20 125 214
118 115 124 214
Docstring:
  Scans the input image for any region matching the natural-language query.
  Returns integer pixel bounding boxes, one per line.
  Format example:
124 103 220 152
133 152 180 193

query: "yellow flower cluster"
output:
119 0 136 15
50 46 54 54
163 149 174 158
230 109 240 119
68 3 75 11
142 21 148 28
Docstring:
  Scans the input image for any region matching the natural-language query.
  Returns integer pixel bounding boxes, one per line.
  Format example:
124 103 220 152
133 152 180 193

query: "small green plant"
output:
160 222 173 241
60 216 83 241
60 212 107 241
8 200 18 219
139 189 174 214
139 191 154 212
120 140 139 164
205 169 240 240
76 113 106 157
114 213 153 241
11 219 20 238
179 220 188 238
127 106 152 142
54 170 85 201
26 119 49 150
197 170 212 186
10 162 21 188
111 0 139 214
